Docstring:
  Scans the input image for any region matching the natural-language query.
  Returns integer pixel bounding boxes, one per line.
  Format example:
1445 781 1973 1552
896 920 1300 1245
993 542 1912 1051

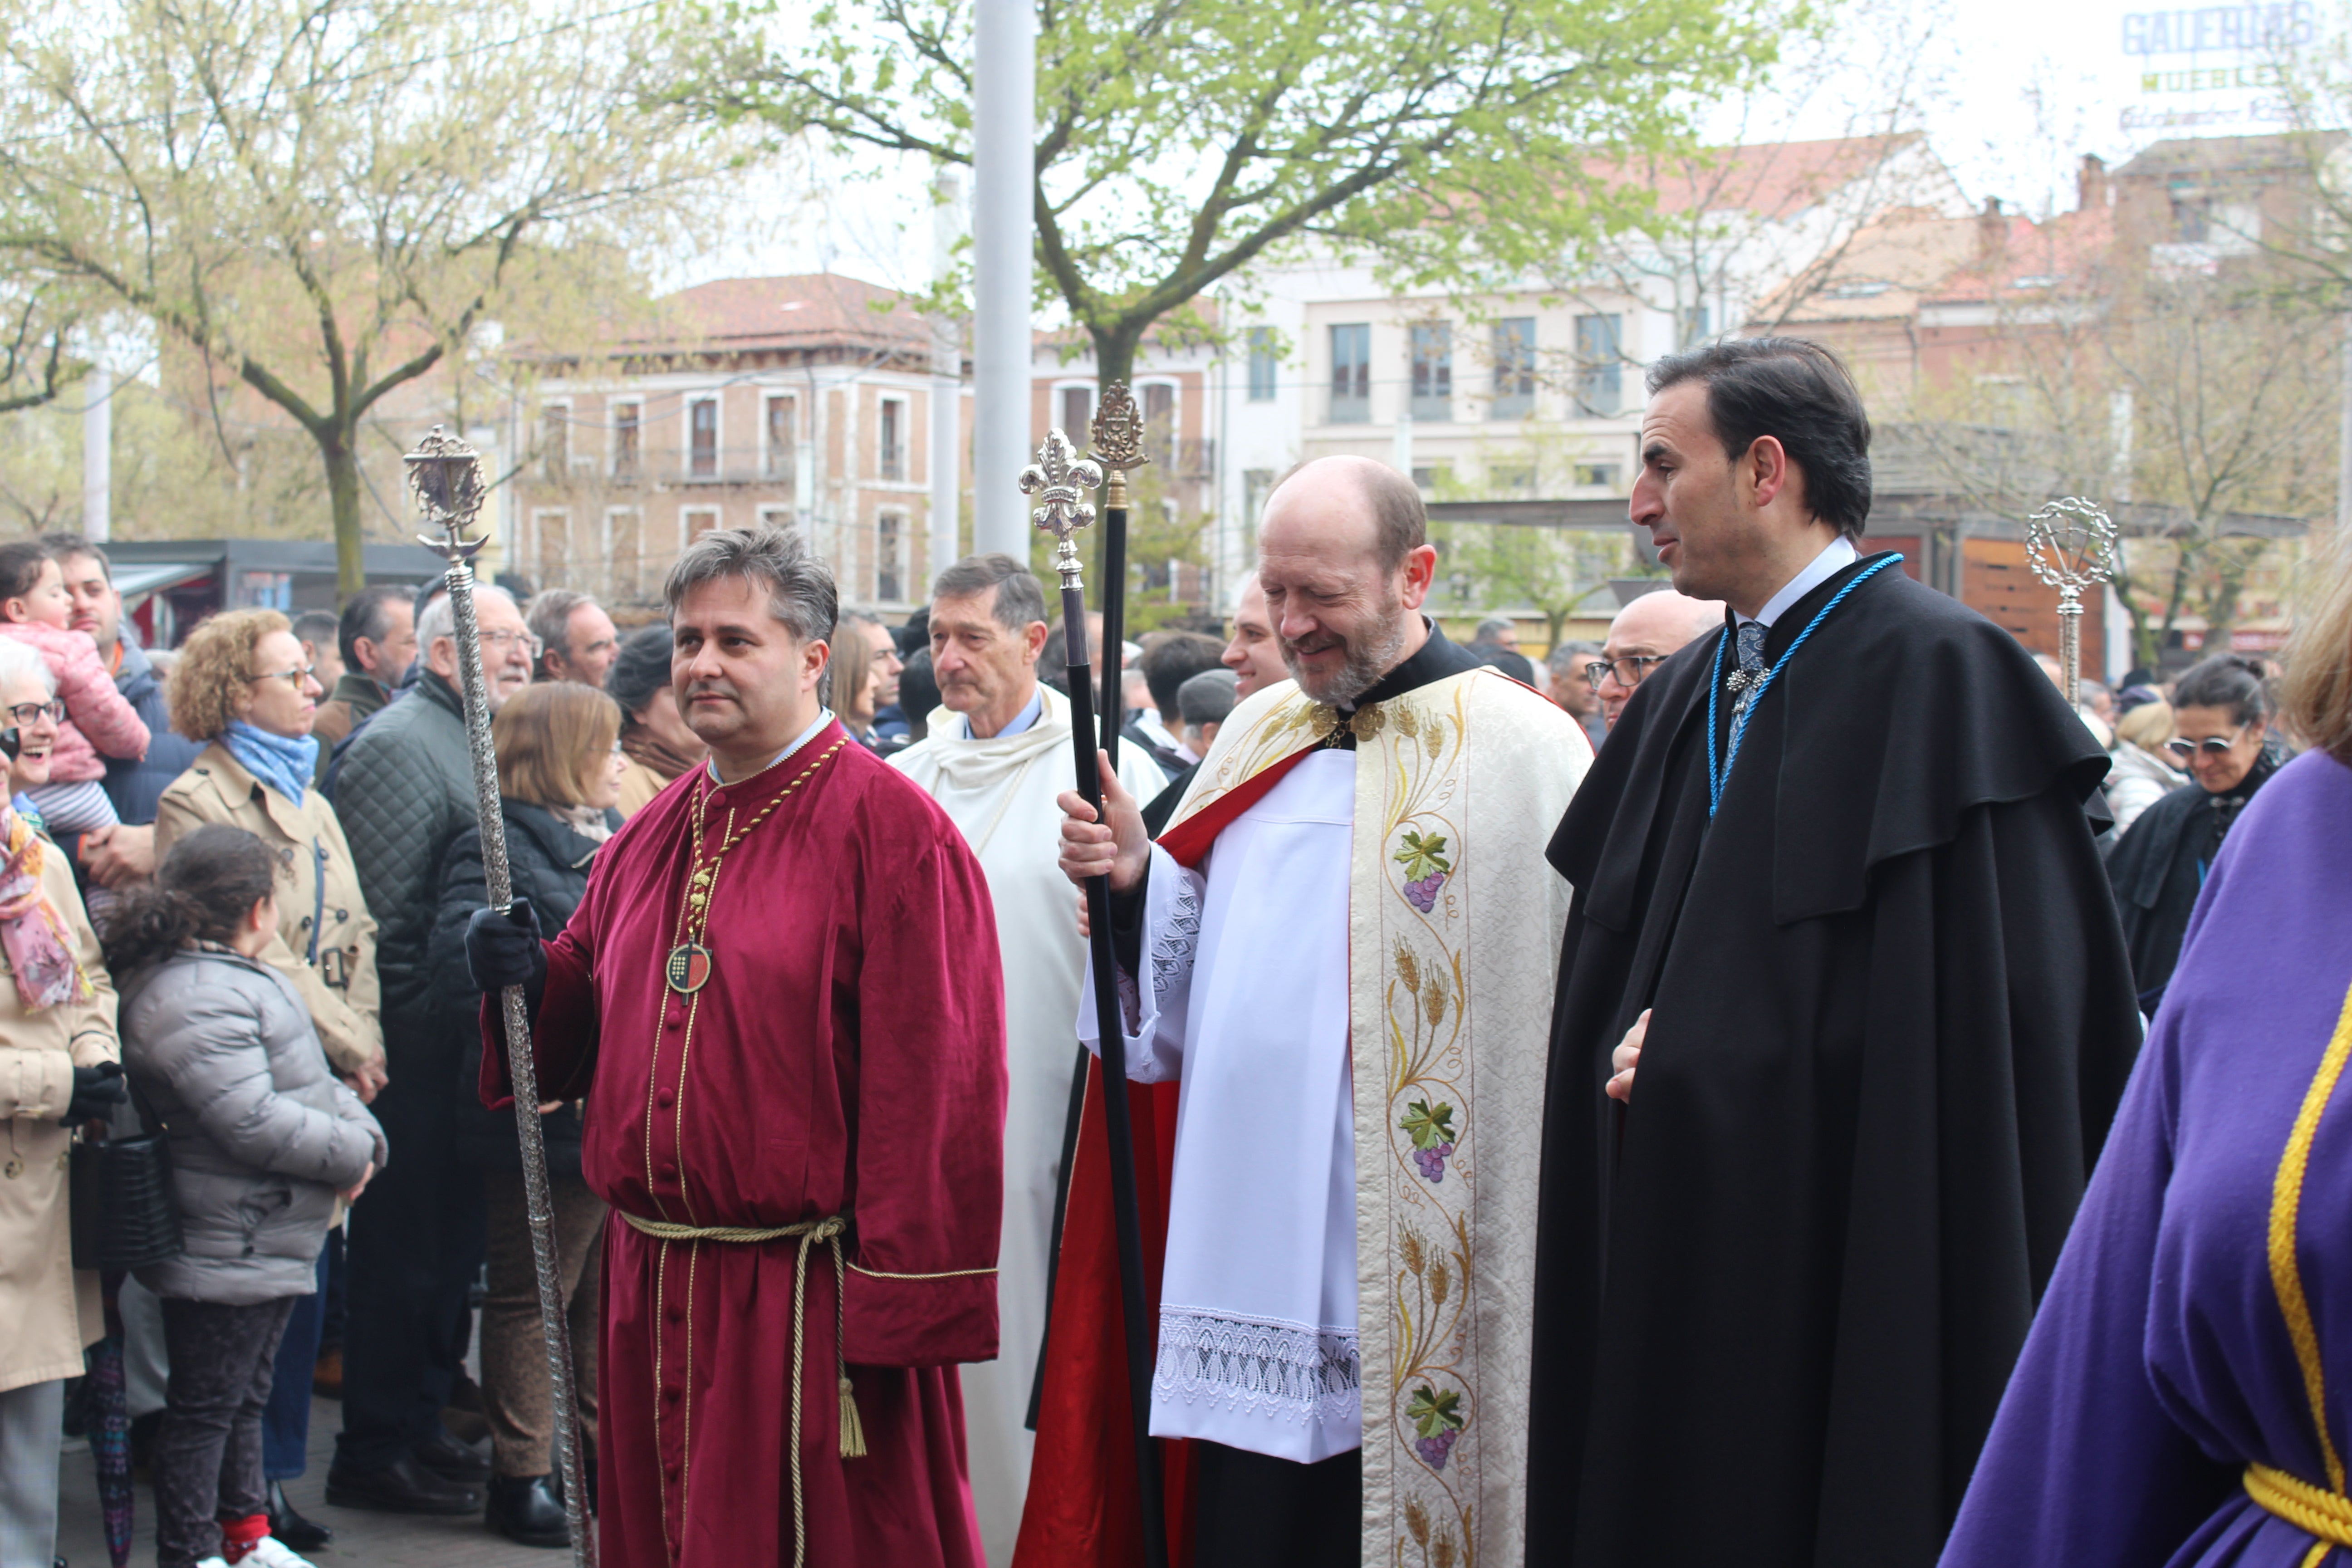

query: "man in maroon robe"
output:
470 524 1007 1568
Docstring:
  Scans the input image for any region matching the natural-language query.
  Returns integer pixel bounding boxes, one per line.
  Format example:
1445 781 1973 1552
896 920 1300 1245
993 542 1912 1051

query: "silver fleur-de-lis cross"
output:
1020 427 1104 588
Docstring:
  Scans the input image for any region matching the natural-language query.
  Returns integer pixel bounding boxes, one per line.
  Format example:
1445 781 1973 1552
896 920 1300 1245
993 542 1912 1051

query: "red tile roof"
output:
1591 134 1931 223
635 274 936 356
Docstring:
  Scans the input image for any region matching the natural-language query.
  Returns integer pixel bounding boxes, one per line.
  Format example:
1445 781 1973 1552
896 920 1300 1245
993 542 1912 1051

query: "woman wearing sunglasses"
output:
2105 652 2285 1011
155 608 386 1553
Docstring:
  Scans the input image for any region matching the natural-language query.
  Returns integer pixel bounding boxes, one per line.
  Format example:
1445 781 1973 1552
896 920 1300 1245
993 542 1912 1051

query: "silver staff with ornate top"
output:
2024 496 2121 710
406 427 596 1568
1020 429 1169 1568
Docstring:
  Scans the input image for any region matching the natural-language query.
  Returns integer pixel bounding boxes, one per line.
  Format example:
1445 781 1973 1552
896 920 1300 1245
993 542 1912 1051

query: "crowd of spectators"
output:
0 524 2325 1568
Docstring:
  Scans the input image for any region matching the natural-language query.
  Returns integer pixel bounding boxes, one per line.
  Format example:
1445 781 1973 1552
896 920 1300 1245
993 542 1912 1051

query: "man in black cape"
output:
1524 338 2144 1567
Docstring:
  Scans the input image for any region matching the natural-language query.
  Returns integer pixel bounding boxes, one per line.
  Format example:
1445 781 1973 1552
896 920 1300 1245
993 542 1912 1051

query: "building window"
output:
1489 464 1536 495
1059 385 1093 440
607 508 642 600
1409 323 1452 422
876 511 905 603
1574 314 1622 416
689 396 719 479
1491 318 1535 420
1329 324 1370 423
1242 468 1275 550
1573 462 1621 489
1142 382 1176 468
1411 464 1453 494
757 505 794 532
764 395 796 483
680 506 720 544
534 509 571 582
539 407 569 481
612 402 641 480
879 397 906 482
1247 328 1278 402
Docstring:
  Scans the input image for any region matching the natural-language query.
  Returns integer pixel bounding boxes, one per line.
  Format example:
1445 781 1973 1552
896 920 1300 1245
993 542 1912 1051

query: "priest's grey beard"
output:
1283 593 1411 706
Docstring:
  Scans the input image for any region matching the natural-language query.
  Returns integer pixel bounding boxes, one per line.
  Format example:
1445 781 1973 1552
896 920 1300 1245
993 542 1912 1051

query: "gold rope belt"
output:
620 1210 866 1568
2246 1463 2352 1560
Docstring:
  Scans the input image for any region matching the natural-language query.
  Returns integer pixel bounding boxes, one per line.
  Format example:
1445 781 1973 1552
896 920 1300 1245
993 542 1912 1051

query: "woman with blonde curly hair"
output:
155 607 382 1551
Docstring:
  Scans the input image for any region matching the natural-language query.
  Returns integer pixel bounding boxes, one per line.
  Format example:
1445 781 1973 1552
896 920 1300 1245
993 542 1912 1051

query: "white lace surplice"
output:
1080 749 1362 1462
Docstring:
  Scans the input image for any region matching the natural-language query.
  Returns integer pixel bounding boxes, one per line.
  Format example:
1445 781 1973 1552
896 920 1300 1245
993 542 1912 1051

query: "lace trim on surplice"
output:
1154 1304 1361 1427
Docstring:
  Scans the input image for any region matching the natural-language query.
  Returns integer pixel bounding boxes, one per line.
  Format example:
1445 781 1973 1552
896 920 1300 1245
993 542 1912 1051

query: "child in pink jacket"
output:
0 540 148 833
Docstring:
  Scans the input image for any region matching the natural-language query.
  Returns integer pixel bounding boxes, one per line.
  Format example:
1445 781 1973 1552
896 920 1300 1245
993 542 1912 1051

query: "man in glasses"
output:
1588 586 1725 731
325 584 535 1517
1526 338 2143 1568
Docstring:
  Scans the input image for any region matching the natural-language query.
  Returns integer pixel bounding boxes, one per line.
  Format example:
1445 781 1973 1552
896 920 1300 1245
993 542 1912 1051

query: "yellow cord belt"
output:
620 1209 866 1568
2248 1463 2352 1556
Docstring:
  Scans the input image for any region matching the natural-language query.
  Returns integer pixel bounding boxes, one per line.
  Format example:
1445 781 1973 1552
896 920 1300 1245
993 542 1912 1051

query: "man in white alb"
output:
1032 457 1591 1567
887 553 1165 1565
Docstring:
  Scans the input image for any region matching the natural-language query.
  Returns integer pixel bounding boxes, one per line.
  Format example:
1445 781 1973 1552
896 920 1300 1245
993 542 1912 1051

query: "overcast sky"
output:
690 0 2305 295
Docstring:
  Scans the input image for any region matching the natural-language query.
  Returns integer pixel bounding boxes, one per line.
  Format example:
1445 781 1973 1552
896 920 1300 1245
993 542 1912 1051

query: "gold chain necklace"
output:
663 736 848 992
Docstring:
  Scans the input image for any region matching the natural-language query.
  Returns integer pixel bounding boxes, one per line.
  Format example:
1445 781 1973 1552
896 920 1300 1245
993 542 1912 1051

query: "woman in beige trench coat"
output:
0 636 122 1566
154 610 383 1093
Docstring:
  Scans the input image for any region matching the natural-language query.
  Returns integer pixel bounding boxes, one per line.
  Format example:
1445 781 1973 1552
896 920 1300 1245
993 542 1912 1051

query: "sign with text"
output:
2116 2 2314 132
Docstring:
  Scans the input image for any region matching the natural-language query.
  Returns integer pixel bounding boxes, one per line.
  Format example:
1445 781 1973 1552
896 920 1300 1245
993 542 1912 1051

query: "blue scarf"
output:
225 720 319 805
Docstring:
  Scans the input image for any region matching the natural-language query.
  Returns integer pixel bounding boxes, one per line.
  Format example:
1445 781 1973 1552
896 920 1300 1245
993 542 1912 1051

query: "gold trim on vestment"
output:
2255 975 2352 1567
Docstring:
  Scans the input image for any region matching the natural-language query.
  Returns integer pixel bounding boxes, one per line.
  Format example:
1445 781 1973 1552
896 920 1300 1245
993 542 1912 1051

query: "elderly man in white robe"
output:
888 552 1164 1565
1030 456 1591 1568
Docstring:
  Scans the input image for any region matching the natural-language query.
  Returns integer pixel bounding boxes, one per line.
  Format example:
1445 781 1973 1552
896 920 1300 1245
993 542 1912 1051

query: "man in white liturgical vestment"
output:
890 552 1166 1565
1044 456 1592 1567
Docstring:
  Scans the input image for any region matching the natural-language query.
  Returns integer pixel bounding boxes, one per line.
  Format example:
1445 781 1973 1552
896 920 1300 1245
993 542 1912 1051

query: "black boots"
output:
487 1474 571 1548
323 1452 484 1516
265 1479 333 1551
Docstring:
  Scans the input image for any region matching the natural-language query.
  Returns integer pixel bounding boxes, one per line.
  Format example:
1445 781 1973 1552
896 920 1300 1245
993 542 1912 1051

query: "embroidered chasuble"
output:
1015 654 1592 1568
481 722 1009 1568
891 686 1168 1563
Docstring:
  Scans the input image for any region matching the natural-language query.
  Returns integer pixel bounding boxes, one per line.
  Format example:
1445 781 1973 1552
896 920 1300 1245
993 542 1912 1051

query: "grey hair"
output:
1475 617 1514 641
525 588 594 675
417 583 519 652
1548 640 1600 674
0 637 57 699
931 553 1047 632
1176 667 1238 727
663 526 836 645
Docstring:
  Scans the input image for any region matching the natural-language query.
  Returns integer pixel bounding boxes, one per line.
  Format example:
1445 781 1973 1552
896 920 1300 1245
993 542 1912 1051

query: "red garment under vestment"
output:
483 722 1008 1568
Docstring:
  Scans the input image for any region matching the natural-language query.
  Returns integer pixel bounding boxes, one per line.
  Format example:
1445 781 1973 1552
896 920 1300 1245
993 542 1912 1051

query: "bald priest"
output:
1019 457 1593 1568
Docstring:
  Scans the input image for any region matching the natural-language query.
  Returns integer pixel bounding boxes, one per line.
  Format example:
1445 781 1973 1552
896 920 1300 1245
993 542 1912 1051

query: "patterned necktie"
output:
1729 621 1766 716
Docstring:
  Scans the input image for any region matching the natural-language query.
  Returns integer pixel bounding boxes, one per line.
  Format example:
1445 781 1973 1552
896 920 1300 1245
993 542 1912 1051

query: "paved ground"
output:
55 1396 561 1568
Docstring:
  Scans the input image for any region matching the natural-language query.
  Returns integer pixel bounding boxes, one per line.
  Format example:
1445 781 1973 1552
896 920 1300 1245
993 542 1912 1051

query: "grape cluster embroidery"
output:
1401 1097 1458 1184
1395 828 1452 914
1406 1384 1465 1471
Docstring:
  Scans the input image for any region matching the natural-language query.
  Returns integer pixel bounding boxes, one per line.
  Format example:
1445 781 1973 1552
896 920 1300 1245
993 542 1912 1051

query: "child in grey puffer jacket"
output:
109 823 386 1568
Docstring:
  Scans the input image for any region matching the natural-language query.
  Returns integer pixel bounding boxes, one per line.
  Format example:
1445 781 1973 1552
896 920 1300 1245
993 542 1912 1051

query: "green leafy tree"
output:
0 0 736 594
675 0 1789 393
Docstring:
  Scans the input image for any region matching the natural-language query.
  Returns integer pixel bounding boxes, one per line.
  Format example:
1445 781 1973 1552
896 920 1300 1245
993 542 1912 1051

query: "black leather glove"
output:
466 897 547 996
62 1061 127 1127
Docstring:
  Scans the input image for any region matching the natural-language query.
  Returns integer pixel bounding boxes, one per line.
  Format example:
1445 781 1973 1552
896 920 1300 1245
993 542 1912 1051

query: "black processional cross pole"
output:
407 428 597 1568
1019 428 1169 1568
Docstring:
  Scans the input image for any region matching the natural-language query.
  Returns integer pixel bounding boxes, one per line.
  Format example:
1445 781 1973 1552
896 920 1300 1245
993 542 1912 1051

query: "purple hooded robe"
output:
1942 747 2352 1568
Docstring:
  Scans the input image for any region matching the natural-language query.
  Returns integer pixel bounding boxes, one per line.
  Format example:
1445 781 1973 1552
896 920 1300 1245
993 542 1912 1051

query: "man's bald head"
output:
1260 455 1426 571
1256 456 1439 705
1597 587 1726 728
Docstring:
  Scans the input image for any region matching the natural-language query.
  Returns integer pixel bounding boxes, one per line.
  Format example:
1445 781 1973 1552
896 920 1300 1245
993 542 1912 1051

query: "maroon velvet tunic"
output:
485 722 1007 1567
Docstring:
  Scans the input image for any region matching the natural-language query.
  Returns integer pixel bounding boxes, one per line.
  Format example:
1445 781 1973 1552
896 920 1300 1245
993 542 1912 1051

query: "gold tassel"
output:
838 1377 867 1459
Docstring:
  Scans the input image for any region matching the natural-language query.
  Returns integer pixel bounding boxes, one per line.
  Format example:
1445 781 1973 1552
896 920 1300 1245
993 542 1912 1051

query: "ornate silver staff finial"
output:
404 425 489 564
1020 427 1104 588
2024 496 2120 710
1088 382 1148 509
